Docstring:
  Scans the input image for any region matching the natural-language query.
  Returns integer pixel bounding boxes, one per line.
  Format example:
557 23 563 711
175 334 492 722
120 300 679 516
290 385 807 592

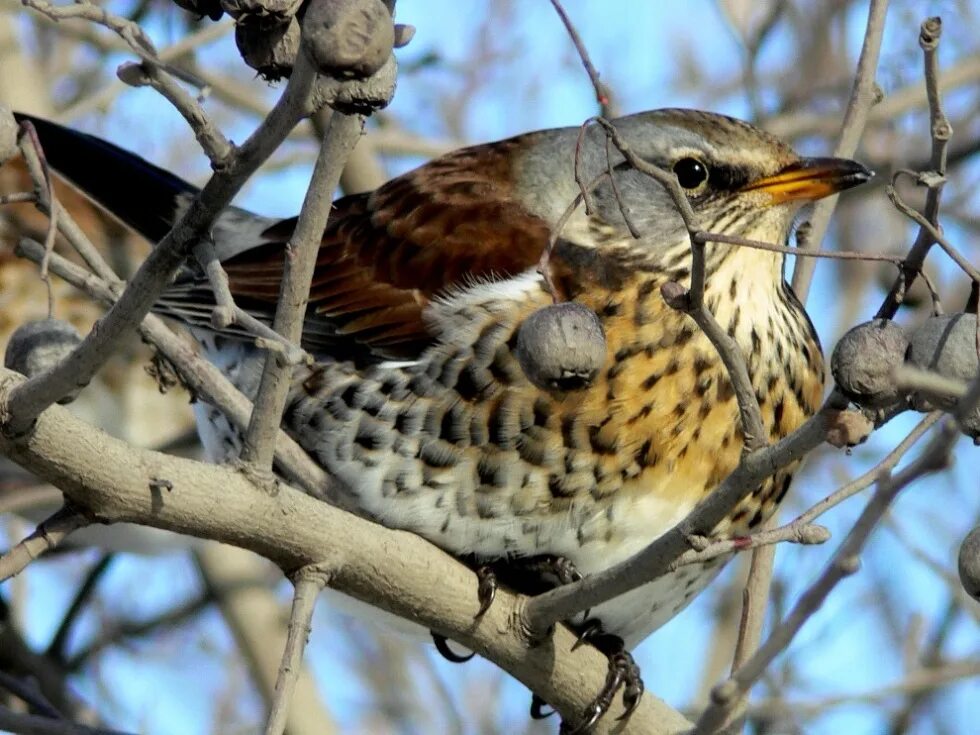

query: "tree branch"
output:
0 369 693 734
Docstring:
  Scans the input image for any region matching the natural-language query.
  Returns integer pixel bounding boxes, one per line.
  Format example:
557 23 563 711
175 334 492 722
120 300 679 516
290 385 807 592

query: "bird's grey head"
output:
518 108 871 265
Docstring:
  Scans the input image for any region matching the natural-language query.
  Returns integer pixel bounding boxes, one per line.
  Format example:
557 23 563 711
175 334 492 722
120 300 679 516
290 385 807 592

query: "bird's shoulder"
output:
222 136 553 361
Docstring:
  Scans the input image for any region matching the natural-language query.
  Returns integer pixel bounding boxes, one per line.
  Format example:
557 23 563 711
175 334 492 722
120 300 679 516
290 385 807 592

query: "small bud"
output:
116 62 149 88
906 313 979 412
393 23 416 48
799 524 831 545
302 0 394 79
515 302 606 392
958 525 980 602
0 104 17 166
710 679 738 705
837 554 861 575
831 319 909 408
4 319 85 404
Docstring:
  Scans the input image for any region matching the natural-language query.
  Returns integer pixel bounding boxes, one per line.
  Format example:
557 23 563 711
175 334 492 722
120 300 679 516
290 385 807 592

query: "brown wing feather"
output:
222 137 551 359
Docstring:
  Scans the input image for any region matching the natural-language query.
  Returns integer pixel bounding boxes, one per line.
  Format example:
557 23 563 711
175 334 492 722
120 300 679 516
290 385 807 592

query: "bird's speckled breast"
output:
286 257 823 576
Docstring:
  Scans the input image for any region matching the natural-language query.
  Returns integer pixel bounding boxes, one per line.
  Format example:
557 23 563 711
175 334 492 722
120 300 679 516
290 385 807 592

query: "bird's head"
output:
542 108 872 267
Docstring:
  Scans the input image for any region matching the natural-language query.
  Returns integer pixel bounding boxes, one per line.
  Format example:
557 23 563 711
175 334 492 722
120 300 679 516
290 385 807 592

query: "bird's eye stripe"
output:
710 164 751 191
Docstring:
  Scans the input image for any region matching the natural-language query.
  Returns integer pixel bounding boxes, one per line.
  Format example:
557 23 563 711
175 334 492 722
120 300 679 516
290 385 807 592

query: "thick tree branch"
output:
0 369 692 734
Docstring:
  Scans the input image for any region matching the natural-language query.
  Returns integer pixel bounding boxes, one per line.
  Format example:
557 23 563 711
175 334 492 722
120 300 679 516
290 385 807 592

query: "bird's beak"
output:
742 157 873 204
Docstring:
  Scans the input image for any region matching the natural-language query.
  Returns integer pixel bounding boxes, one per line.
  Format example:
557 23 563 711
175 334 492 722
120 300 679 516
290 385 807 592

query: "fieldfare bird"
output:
13 109 871 726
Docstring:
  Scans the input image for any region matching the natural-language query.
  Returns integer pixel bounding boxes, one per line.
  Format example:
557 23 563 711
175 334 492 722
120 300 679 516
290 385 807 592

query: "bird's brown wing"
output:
221 137 552 360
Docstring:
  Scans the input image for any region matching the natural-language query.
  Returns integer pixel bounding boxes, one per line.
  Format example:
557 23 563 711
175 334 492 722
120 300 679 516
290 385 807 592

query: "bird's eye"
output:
673 158 709 190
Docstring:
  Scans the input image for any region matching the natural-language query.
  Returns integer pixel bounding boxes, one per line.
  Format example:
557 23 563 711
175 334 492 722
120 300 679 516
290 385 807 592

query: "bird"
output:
11 108 871 727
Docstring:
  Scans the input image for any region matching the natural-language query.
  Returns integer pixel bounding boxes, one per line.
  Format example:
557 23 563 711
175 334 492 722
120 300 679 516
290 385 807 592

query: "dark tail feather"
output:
14 112 199 244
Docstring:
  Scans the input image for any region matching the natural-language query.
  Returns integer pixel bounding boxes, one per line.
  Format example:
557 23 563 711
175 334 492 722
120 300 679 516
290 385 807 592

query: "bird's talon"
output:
475 564 496 618
529 693 555 720
571 618 603 651
430 631 474 663
560 703 603 735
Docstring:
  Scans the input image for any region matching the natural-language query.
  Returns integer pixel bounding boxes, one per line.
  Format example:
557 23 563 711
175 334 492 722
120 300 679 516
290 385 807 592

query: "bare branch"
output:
13 238 333 500
0 504 89 582
522 397 841 634
0 369 693 733
264 566 332 735
240 112 365 474
875 16 953 320
694 415 966 734
548 0 617 117
1 45 322 434
790 0 890 300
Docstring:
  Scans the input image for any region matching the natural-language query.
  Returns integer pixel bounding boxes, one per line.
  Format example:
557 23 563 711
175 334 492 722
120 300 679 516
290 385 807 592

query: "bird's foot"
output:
560 627 643 734
521 554 584 586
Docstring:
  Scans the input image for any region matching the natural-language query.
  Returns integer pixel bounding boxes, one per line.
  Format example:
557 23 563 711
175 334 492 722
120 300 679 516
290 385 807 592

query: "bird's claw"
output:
430 631 474 663
429 564 495 663
475 564 497 618
530 693 555 720
570 618 603 651
561 628 643 733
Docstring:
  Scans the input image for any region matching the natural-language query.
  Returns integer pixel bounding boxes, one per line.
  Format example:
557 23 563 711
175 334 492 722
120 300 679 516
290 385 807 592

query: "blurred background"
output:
0 1 978 733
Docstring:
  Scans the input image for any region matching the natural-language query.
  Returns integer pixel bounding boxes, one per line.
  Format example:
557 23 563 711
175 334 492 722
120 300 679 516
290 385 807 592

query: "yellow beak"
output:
742 157 873 204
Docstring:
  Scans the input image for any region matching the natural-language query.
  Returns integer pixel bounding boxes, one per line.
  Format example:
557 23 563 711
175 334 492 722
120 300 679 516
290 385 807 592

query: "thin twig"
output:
790 0 890 301
116 62 232 165
0 191 37 205
46 554 115 662
694 413 968 733
17 121 59 315
0 32 321 435
0 505 90 582
20 0 159 64
876 17 952 320
793 412 942 529
678 520 829 568
13 238 334 501
522 397 841 635
548 0 617 117
885 184 980 284
893 366 968 402
722 517 778 734
693 230 906 264
55 21 236 122
0 670 62 719
264 566 331 735
193 241 309 366
240 112 365 475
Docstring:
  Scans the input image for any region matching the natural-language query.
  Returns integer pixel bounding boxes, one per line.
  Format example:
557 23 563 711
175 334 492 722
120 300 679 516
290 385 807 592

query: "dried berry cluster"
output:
831 314 980 439
171 0 399 82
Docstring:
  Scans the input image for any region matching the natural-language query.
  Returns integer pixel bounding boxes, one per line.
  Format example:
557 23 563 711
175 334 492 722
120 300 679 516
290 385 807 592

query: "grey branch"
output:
0 369 692 734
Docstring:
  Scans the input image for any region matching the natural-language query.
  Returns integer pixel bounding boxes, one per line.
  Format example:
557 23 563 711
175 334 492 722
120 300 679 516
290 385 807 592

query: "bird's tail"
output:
14 112 201 245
